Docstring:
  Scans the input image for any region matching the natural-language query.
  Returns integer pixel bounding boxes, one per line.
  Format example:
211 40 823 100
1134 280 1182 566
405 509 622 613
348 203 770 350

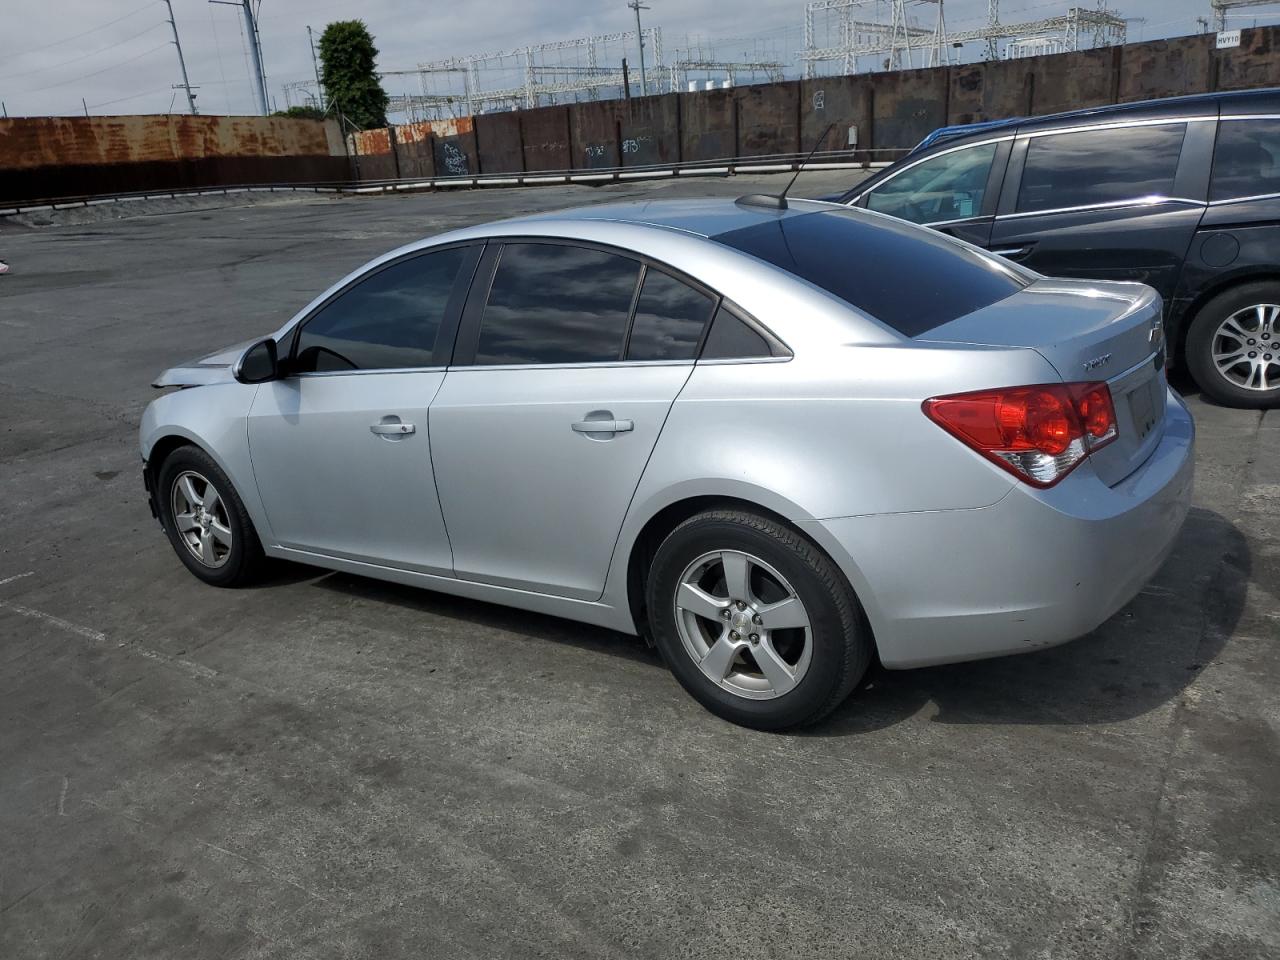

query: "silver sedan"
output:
140 198 1194 729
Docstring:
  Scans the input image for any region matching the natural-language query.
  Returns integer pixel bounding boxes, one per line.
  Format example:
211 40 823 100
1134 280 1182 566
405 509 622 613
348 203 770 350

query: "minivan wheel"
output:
646 508 872 730
1185 283 1280 408
156 445 265 587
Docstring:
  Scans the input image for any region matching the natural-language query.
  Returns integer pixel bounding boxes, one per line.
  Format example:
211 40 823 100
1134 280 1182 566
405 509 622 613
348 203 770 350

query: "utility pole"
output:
163 0 198 114
210 1 269 115
627 0 649 97
985 0 1000 60
307 24 325 109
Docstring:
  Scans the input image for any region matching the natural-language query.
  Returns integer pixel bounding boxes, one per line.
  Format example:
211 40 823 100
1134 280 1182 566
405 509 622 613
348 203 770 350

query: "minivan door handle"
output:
988 244 1035 261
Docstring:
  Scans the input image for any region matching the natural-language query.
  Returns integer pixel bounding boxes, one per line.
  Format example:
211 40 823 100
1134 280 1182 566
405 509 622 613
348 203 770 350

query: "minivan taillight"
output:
923 382 1118 488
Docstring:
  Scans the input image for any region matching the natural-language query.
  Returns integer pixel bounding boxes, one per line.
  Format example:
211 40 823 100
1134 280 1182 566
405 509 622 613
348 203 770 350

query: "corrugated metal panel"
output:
868 66 949 150
736 81 801 157
620 94 680 166
521 105 572 172
569 101 620 169
0 115 337 171
475 112 523 173
681 89 734 162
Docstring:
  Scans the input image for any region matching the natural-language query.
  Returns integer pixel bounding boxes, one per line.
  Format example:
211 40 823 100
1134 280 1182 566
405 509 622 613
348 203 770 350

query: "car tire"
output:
646 508 872 730
156 445 265 587
1185 282 1280 408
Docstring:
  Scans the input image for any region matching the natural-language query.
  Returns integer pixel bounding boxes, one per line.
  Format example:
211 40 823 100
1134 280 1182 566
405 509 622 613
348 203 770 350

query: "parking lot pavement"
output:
1 174 1277 960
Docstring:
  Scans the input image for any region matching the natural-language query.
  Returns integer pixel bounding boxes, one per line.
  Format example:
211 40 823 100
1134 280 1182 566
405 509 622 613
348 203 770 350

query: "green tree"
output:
273 105 325 121
318 20 388 130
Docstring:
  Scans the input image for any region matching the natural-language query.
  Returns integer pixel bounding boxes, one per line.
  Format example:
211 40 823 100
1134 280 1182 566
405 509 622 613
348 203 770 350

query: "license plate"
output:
1129 381 1157 441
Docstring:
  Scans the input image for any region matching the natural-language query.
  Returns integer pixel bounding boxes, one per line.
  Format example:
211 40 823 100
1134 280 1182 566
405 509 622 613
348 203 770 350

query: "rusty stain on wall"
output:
349 116 474 155
0 115 341 170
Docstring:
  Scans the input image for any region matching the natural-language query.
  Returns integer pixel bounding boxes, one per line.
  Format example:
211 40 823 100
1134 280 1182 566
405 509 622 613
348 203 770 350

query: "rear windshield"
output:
713 209 1029 337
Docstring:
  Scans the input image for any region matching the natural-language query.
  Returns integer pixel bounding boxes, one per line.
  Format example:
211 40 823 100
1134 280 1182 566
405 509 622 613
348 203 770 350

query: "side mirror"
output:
234 338 279 384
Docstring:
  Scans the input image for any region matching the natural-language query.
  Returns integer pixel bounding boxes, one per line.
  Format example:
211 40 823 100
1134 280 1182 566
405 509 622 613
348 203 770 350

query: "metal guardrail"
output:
0 149 898 216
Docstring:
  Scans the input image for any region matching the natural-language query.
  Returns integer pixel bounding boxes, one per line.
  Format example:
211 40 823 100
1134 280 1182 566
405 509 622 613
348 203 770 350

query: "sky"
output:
2 0 1278 120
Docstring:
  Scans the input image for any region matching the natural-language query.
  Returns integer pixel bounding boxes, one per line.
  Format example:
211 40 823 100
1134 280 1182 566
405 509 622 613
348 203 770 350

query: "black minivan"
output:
838 88 1280 407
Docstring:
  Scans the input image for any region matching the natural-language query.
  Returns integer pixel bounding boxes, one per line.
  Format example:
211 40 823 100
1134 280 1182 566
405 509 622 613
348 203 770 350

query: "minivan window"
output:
293 247 467 373
865 142 998 224
626 269 716 361
714 209 1028 338
475 243 641 365
1211 118 1280 202
1016 123 1186 214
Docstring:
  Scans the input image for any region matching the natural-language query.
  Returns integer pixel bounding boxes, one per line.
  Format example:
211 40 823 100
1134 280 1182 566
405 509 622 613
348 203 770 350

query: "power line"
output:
88 86 172 110
0 21 167 84
22 41 172 95
13 0 157 58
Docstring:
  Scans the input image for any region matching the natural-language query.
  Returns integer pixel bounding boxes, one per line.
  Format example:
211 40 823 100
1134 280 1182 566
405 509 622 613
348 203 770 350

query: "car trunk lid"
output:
918 278 1167 485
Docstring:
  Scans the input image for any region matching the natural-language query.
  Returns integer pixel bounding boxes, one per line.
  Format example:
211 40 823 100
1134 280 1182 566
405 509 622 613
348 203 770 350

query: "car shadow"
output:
309 570 657 666
299 506 1248 733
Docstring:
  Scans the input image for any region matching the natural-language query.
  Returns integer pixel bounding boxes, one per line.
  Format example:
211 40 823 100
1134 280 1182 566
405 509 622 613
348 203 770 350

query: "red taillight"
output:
923 382 1118 487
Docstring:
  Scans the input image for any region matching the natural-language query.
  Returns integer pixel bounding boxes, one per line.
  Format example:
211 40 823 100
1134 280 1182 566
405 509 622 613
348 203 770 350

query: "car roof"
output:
912 86 1280 153
483 196 829 239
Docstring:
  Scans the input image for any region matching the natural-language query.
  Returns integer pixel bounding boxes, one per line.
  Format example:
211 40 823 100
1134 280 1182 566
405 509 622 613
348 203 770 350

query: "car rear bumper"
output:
806 388 1195 669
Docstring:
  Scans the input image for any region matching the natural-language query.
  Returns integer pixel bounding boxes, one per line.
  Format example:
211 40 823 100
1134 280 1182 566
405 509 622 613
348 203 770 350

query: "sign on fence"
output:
1216 30 1241 49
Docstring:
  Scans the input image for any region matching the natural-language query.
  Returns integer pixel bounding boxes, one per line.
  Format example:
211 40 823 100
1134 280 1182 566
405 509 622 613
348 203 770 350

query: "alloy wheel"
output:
1211 303 1280 392
170 470 233 568
673 549 812 700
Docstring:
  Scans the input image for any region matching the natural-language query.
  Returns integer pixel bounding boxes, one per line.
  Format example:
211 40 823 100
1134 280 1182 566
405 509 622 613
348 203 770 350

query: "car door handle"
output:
988 244 1034 261
571 418 633 434
370 421 415 436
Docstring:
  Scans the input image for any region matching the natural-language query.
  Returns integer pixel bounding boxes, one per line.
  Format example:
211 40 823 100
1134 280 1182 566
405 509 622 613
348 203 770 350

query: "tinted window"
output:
701 306 771 359
866 142 998 224
1017 124 1186 213
714 209 1028 337
294 248 466 373
1211 118 1280 202
626 269 716 361
475 243 641 365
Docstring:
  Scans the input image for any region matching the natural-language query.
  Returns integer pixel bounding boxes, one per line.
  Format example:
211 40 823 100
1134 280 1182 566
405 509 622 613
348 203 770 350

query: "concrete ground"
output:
0 173 1277 960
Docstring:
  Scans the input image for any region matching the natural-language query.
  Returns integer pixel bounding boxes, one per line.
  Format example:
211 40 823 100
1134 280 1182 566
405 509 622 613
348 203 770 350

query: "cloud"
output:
0 0 1245 119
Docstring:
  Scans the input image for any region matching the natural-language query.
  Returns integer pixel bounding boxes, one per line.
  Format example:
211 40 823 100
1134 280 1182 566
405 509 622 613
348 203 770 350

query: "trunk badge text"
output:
1083 353 1113 372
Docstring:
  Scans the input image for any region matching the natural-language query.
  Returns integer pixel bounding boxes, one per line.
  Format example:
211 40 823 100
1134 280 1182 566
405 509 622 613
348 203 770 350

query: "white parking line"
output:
0 571 35 587
0 586 219 682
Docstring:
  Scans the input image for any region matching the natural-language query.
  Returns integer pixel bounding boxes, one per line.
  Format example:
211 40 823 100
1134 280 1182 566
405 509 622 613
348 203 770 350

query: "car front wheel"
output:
156 445 265 587
1185 282 1280 408
646 508 872 730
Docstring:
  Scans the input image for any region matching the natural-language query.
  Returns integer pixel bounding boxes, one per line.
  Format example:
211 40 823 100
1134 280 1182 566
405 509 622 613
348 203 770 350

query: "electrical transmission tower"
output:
801 0 1128 76
1211 0 1280 30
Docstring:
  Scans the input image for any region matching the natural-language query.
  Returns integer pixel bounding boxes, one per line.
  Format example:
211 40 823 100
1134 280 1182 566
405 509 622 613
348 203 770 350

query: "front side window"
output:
475 243 641 365
1210 118 1280 202
293 248 467 373
1017 124 1187 214
626 269 716 361
865 142 998 225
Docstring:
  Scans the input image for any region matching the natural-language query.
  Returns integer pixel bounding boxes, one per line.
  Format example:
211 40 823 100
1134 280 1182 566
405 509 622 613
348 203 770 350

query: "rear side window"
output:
293 248 467 373
1016 124 1186 213
626 269 716 361
865 142 998 224
1211 118 1280 202
701 306 772 359
714 209 1028 337
476 243 641 365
